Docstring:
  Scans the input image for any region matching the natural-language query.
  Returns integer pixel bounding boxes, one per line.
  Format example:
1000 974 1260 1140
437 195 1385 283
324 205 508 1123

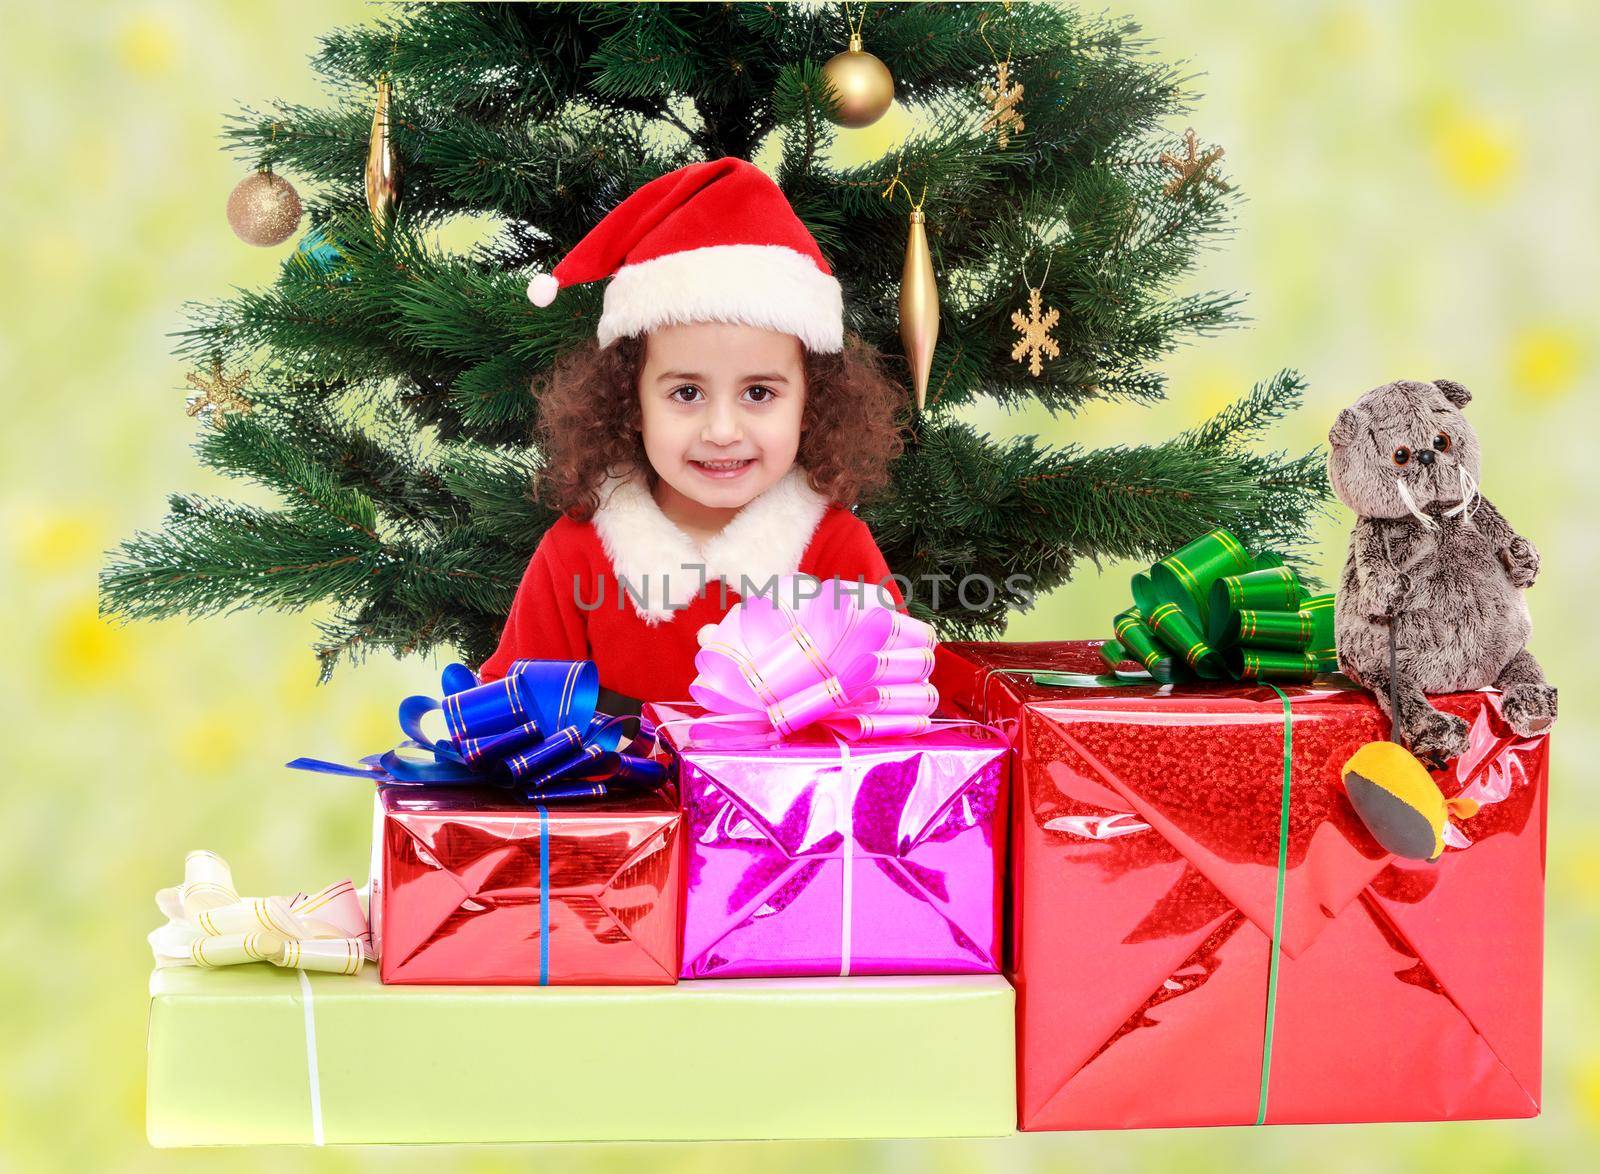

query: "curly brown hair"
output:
532 330 908 520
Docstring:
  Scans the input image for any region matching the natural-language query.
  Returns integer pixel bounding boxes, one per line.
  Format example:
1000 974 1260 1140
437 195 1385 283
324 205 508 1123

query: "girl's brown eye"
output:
1393 446 1411 466
1432 432 1451 452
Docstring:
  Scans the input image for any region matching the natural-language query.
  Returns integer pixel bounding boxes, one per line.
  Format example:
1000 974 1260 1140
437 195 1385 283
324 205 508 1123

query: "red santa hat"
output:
526 157 844 354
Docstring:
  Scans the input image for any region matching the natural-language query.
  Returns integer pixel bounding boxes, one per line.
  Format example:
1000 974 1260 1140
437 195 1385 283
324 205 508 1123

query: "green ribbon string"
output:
1257 682 1292 1127
1102 529 1337 684
978 662 1296 1124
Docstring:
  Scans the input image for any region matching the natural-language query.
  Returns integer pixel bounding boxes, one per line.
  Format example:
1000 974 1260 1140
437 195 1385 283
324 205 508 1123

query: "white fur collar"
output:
590 465 831 625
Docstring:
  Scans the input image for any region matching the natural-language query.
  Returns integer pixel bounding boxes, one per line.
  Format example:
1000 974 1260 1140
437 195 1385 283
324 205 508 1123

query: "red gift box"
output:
372 783 683 985
933 640 1548 1130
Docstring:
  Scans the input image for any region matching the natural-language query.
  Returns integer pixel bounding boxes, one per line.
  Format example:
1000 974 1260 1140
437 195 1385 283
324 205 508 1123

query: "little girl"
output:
477 157 908 704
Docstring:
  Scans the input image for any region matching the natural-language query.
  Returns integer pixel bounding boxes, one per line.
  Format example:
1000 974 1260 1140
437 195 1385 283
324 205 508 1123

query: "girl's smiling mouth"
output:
690 458 756 479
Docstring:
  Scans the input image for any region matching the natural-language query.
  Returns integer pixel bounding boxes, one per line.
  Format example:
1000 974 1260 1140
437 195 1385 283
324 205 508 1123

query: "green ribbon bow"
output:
1103 529 1337 684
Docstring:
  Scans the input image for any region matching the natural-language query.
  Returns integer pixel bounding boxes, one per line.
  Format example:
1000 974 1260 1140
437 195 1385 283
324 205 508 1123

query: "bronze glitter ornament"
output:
226 170 301 247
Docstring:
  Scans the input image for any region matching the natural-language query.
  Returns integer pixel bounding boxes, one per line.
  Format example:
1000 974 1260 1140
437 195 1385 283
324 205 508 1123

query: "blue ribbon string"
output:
537 803 550 987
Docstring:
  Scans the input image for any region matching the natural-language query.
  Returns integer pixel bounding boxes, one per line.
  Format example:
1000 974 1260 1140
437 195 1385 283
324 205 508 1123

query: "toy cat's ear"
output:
1433 379 1472 407
1329 406 1362 448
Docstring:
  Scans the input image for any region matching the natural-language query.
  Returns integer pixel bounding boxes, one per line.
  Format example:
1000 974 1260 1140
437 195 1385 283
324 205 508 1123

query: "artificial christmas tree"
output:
101 1 1325 678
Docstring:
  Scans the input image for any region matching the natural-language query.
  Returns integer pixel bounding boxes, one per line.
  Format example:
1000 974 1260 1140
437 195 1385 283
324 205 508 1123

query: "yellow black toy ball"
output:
1342 741 1479 862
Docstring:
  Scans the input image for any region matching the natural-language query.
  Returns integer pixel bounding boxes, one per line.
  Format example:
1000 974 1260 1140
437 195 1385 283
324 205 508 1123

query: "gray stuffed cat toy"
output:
1329 378 1556 761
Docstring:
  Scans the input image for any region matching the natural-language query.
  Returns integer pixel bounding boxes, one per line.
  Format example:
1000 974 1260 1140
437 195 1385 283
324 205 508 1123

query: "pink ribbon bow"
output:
688 575 940 741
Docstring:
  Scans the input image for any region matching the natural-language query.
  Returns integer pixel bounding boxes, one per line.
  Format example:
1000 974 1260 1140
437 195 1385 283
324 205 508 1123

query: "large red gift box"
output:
372 783 683 985
933 640 1548 1130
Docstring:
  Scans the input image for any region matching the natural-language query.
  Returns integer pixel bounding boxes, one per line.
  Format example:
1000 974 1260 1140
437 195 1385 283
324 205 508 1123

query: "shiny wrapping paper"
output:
373 783 682 985
146 966 1017 1144
933 640 1548 1130
646 701 1008 978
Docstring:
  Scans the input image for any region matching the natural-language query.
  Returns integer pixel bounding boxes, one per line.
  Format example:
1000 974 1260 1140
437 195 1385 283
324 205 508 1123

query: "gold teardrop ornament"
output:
899 206 940 413
365 75 403 240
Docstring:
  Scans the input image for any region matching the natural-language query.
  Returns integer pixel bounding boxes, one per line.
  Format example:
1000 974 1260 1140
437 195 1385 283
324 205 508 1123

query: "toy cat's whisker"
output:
1395 476 1438 529
1447 466 1481 521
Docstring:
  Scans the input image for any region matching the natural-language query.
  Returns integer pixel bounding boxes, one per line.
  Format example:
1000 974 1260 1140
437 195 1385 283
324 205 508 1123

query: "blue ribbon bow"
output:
288 659 666 801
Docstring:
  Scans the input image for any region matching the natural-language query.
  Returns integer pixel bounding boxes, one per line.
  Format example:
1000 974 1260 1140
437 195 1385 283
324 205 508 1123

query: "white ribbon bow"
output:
149 849 372 975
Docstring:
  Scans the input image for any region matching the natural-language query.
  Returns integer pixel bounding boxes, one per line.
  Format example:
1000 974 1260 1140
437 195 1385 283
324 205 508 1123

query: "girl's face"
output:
636 320 807 517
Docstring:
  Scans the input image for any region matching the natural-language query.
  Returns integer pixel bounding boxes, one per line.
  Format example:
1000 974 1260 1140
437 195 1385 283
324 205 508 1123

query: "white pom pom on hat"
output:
523 157 843 354
527 272 559 307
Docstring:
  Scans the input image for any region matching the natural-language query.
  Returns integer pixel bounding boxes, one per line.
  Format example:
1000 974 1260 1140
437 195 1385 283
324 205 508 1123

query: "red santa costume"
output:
477 157 904 702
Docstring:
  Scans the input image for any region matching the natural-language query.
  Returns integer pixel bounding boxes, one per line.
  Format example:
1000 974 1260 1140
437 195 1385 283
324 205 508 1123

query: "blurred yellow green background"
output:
3 0 1595 1168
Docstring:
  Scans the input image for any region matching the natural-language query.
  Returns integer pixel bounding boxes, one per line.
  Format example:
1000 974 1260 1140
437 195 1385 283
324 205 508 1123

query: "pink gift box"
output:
646 701 1008 979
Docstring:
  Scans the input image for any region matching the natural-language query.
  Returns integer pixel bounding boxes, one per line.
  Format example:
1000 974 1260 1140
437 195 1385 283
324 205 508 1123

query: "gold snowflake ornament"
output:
972 61 1024 147
185 358 254 427
981 61 1025 147
1159 128 1231 199
1010 287 1060 378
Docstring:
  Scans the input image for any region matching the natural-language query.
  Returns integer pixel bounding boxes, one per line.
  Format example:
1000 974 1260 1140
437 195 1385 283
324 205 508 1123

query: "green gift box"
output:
146 965 1016 1144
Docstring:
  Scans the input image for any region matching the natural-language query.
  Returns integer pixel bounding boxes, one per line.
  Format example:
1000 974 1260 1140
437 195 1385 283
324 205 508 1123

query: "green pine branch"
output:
104 1 1330 678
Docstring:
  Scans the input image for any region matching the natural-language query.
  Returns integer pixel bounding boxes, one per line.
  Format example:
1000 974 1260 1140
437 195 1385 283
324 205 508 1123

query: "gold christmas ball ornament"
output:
226 170 302 247
822 34 895 128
